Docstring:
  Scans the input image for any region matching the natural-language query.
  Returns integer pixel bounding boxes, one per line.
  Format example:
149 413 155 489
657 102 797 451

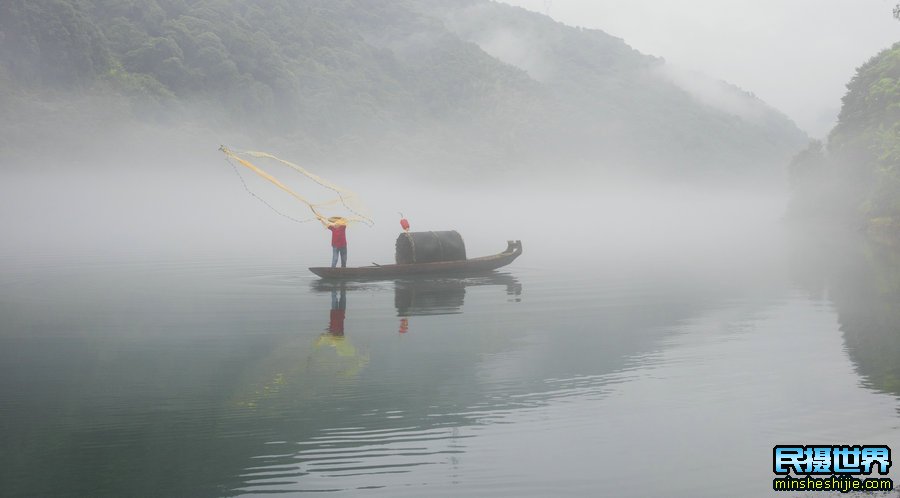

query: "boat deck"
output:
309 240 522 280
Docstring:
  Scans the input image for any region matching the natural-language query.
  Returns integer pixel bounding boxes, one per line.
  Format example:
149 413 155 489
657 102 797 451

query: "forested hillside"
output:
789 42 900 234
0 0 806 176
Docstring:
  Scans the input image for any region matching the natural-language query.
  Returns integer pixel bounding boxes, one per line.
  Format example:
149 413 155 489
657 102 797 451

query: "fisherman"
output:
320 216 348 268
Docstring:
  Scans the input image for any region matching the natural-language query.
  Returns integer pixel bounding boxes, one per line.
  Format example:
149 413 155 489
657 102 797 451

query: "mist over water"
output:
7 128 899 497
0 129 790 273
2 0 900 492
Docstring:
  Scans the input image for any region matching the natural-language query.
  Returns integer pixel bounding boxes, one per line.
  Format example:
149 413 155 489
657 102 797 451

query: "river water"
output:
2 215 900 497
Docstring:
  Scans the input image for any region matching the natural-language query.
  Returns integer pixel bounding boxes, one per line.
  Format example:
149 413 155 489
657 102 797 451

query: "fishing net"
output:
219 146 374 226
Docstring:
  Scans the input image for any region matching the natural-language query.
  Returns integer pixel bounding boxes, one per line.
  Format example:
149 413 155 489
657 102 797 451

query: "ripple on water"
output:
236 425 472 494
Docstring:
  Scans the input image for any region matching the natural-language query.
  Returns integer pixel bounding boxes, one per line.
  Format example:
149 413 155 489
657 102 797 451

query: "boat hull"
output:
310 240 522 280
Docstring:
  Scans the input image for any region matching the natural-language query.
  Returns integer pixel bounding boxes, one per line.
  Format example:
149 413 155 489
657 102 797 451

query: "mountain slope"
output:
788 42 900 232
423 0 806 175
0 0 806 176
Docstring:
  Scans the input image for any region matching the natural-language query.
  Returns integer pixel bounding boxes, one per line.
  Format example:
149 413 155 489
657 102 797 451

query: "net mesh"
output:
219 146 374 226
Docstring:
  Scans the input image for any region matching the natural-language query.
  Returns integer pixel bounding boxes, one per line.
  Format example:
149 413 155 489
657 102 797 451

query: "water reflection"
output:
329 285 347 335
393 273 522 317
313 273 523 335
1 257 790 496
311 272 523 318
311 285 369 377
789 229 900 399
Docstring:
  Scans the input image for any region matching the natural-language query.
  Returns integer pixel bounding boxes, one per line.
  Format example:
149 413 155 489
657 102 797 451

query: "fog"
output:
655 64 770 124
5 4 900 496
0 0 827 281
506 0 900 137
0 118 788 292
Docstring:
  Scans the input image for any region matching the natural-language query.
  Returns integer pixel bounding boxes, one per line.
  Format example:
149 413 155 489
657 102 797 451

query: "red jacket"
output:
328 224 347 248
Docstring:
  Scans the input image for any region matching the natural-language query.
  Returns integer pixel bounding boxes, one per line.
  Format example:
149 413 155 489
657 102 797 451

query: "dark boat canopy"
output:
395 231 466 264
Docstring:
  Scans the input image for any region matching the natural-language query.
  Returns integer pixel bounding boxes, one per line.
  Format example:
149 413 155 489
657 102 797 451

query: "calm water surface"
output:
2 229 900 497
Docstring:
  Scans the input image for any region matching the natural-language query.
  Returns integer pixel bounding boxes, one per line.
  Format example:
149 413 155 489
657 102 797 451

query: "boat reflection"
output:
312 272 523 333
393 272 522 316
312 272 522 316
394 273 522 334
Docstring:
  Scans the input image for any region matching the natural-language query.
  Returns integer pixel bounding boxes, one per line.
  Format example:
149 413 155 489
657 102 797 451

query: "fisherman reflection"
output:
315 284 357 358
329 286 346 336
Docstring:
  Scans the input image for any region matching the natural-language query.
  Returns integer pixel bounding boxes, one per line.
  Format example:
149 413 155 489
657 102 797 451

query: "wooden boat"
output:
310 240 522 279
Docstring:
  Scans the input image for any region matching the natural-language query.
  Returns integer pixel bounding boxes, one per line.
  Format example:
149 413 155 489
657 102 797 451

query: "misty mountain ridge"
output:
0 0 806 179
